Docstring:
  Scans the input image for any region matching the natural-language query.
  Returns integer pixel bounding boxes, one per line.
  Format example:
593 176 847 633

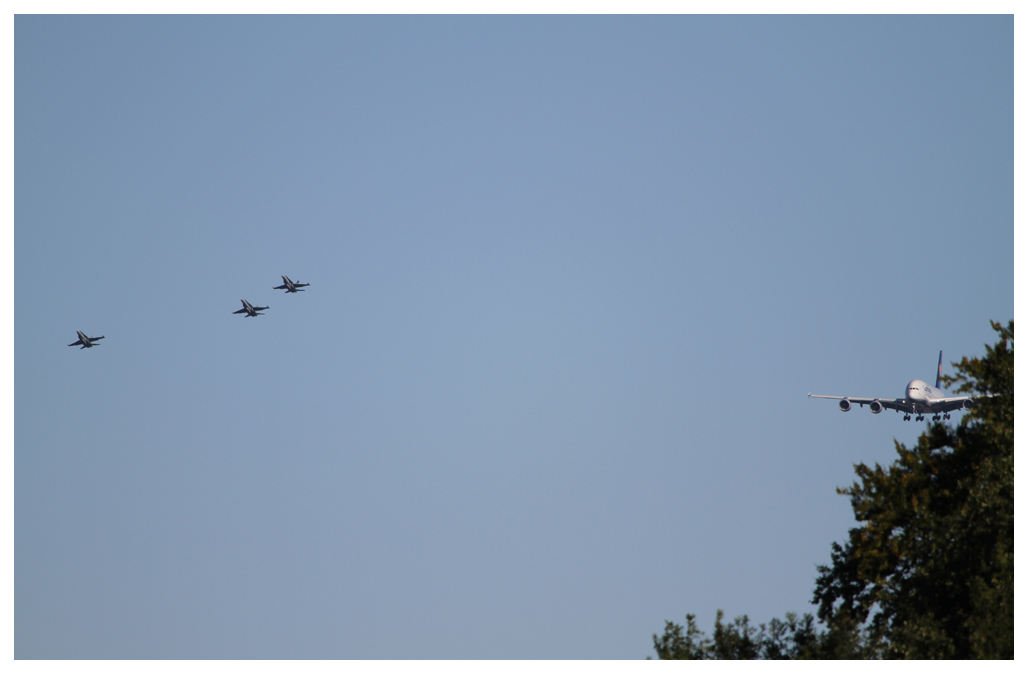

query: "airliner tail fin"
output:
936 351 943 389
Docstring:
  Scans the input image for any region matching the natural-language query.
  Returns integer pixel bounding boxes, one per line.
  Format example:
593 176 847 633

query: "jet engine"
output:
869 400 884 414
962 399 975 410
838 399 852 412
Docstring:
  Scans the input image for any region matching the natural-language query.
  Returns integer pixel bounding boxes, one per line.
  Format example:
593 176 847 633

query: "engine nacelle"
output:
838 399 852 412
869 400 884 414
962 399 975 410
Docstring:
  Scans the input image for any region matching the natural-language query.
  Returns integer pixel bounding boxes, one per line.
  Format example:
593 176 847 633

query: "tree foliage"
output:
653 321 1013 659
651 610 823 660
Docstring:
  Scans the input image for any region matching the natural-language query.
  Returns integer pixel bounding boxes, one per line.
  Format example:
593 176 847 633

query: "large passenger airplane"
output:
68 331 104 349
273 275 310 293
233 299 269 317
809 352 988 421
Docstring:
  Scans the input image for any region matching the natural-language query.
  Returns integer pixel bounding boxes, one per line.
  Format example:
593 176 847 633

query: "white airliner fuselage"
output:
907 379 943 404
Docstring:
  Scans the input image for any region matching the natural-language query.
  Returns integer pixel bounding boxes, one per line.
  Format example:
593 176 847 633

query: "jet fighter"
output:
233 299 269 317
68 331 105 349
273 275 310 293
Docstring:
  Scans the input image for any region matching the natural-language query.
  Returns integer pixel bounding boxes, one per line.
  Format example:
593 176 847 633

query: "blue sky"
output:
14 15 1012 659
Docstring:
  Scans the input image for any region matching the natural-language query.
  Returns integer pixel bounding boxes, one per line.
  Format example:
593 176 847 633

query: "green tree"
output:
651 610 824 659
653 321 1013 659
651 614 711 660
814 320 1013 658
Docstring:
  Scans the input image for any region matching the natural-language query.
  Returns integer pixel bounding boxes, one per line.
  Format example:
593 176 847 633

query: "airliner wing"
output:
930 395 994 413
808 394 914 413
808 395 884 404
876 399 914 413
932 397 971 413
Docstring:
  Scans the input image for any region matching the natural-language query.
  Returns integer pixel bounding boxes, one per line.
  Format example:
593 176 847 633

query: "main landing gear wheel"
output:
943 413 951 420
903 415 911 421
932 415 941 422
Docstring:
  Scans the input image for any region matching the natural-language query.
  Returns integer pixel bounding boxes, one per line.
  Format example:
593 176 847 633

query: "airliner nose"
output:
906 380 928 400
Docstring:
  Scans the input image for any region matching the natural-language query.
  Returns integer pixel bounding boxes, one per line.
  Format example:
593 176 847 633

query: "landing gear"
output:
915 415 924 422
943 413 951 420
903 414 911 421
932 414 941 422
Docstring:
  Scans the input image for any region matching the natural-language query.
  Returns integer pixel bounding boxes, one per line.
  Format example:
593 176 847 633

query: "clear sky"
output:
14 15 1012 659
